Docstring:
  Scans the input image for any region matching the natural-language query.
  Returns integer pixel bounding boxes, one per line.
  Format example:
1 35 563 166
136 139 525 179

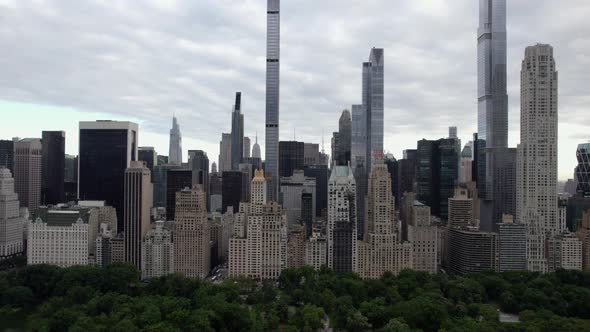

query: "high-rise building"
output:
301 193 314 237
41 131 65 205
575 143 590 197
0 140 14 173
166 169 192 221
327 165 357 273
357 160 412 278
174 186 210 278
287 223 306 268
14 138 42 210
396 155 416 209
279 141 304 178
547 233 582 272
229 170 288 279
477 0 508 149
138 147 157 171
305 231 327 270
280 170 316 227
448 227 498 275
448 188 474 228
141 221 174 280
575 210 590 270
0 167 24 260
363 48 385 172
210 171 223 213
79 121 138 228
252 133 261 159
152 164 180 209
303 143 320 166
244 137 251 159
231 92 244 170
124 161 153 269
497 215 527 272
406 200 438 273
336 110 352 166
516 44 559 273
219 133 232 173
168 116 182 165
222 171 243 214
351 104 367 171
460 143 473 184
265 0 281 200
64 154 77 183
188 150 210 210
439 138 461 219
304 165 329 218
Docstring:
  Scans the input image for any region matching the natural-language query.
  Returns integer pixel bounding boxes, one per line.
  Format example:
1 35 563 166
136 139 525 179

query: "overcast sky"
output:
0 0 588 180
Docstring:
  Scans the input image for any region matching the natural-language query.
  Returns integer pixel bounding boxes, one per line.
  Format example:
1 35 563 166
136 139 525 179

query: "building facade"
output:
141 221 174 280
0 167 24 260
28 216 89 267
41 131 65 205
124 161 153 269
280 170 316 227
231 92 244 170
328 165 357 273
168 116 182 165
14 138 42 210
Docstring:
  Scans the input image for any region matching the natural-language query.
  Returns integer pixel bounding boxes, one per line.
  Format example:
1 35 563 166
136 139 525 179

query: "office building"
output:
14 138 42 210
357 160 412 278
448 228 498 275
363 48 384 172
516 44 559 272
231 92 244 170
228 170 288 279
28 215 89 267
188 150 210 209
41 131 65 205
351 104 366 171
304 165 329 217
301 193 314 237
222 171 243 214
287 223 306 268
279 141 304 178
280 170 316 227
575 143 590 197
141 221 174 280
0 167 24 260
210 171 222 213
174 186 210 278
575 211 590 269
0 140 14 173
460 143 473 184
548 232 582 272
123 161 153 269
79 121 138 228
153 164 180 209
219 133 232 173
265 0 281 200
138 147 157 171
305 231 327 270
327 165 357 273
244 137 251 159
336 110 351 166
64 154 77 183
166 169 192 221
304 143 320 166
169 116 182 165
396 156 416 208
498 215 527 272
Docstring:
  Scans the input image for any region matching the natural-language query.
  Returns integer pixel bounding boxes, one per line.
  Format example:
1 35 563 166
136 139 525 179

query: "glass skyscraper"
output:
265 0 280 200
362 48 384 171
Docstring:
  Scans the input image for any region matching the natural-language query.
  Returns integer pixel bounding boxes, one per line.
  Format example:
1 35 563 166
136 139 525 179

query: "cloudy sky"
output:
0 0 588 179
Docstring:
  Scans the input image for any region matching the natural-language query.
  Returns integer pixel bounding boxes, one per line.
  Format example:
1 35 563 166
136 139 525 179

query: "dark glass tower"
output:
41 131 65 205
138 147 157 171
189 150 210 210
166 169 192 221
231 92 244 170
222 171 243 213
0 140 14 173
279 141 304 178
304 165 329 217
79 121 138 229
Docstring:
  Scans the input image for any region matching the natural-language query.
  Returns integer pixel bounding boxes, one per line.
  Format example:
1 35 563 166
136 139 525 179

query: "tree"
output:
2 286 33 308
379 318 411 332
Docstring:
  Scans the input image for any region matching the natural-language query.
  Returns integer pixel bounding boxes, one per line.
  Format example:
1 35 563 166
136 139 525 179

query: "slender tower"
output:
169 116 183 165
265 0 280 200
231 92 244 170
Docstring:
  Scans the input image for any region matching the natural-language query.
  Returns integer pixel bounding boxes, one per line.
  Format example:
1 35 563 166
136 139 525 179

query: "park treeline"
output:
1 264 590 331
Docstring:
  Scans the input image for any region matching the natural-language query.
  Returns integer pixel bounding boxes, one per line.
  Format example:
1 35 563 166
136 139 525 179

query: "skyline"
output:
0 1 589 180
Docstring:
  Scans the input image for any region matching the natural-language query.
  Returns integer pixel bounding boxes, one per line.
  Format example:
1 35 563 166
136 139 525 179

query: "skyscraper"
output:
279 141 304 178
575 143 590 197
337 109 352 166
41 131 65 205
0 167 24 260
14 138 42 210
265 0 281 199
174 186 210 278
124 161 153 269
0 140 15 174
363 48 384 171
219 133 232 173
252 133 261 159
231 92 244 170
138 147 157 172
169 116 182 165
477 0 508 149
165 169 192 221
188 150 210 210
516 44 559 273
327 165 357 273
243 137 251 159
79 121 138 229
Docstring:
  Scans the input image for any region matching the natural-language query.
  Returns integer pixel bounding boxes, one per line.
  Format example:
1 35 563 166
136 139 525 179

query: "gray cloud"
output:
0 0 588 179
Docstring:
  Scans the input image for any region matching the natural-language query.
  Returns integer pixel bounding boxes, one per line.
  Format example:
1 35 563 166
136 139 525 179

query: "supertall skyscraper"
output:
363 48 384 172
169 116 182 165
477 0 508 150
231 92 244 170
516 44 559 273
265 0 280 200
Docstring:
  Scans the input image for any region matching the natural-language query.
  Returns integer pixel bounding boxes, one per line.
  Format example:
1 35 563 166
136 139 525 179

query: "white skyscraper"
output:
516 44 559 273
14 138 42 210
265 0 281 199
169 116 182 165
0 167 24 260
